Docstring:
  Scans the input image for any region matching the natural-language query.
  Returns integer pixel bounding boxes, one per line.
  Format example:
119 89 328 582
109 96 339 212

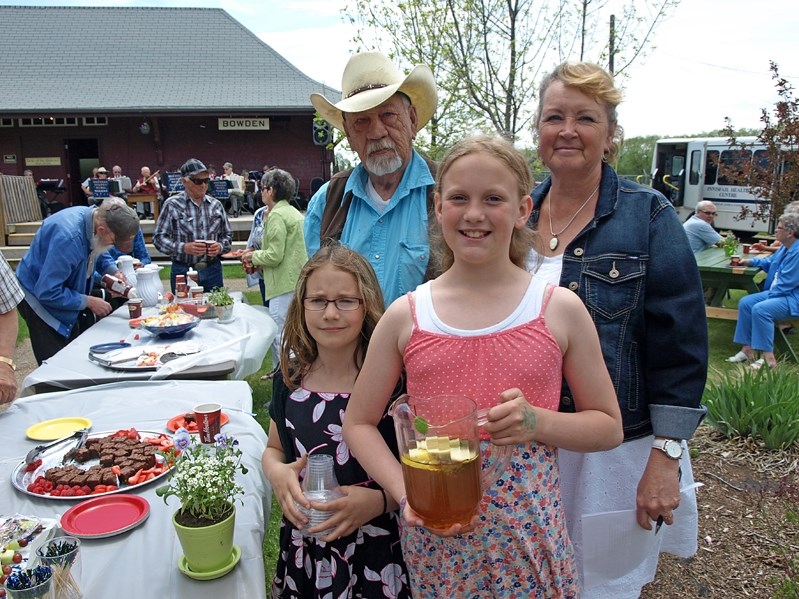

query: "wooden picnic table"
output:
694 246 762 307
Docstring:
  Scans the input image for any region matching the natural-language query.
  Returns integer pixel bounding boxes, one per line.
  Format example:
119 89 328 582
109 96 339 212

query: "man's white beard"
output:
92 232 112 255
364 141 403 176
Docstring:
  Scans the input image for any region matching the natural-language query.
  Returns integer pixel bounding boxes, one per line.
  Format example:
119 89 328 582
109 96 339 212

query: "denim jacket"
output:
530 164 708 441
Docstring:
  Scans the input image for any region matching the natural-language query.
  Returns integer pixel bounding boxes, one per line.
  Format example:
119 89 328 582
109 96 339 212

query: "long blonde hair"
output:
430 135 536 272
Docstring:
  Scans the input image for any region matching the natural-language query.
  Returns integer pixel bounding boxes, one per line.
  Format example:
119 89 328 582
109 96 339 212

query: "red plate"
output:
167 412 230 434
60 494 150 539
221 250 244 260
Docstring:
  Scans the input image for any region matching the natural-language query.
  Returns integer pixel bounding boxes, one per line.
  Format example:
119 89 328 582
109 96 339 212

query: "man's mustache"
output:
367 140 398 156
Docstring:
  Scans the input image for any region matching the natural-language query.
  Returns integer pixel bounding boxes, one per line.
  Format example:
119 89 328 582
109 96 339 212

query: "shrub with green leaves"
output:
703 366 799 450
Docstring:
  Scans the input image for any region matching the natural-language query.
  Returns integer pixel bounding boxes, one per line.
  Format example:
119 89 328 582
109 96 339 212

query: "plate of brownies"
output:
12 429 175 500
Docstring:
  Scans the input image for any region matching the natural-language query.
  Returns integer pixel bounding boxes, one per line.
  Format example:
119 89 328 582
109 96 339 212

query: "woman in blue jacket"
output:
527 62 708 598
727 211 799 369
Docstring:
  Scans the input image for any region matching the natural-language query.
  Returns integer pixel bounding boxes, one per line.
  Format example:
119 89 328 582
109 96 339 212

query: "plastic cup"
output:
4 567 54 599
36 536 81 599
730 255 742 265
127 298 143 319
194 402 222 443
742 244 751 254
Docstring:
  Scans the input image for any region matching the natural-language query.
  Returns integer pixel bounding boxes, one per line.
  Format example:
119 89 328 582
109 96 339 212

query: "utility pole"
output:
609 14 616 75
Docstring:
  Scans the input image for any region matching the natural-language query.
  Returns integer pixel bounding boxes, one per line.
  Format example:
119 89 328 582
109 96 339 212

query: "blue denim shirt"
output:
304 151 434 306
530 164 708 440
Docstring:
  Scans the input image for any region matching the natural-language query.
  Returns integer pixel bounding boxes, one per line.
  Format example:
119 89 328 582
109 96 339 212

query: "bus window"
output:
671 155 684 177
718 149 751 185
689 150 702 185
753 149 770 177
705 150 719 184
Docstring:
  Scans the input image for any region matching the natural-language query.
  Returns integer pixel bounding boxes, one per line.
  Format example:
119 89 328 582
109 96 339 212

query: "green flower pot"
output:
173 506 235 574
723 245 737 257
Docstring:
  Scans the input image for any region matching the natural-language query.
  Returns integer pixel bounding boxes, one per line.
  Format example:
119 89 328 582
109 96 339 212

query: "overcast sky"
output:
5 0 798 139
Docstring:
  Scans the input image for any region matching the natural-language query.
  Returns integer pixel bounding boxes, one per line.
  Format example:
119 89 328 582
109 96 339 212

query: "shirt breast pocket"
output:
582 257 646 320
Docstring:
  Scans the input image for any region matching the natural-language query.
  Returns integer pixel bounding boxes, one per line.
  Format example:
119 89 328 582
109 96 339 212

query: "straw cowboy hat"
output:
311 51 437 133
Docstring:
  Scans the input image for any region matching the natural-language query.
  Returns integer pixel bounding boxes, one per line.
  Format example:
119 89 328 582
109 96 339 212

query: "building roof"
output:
0 5 340 115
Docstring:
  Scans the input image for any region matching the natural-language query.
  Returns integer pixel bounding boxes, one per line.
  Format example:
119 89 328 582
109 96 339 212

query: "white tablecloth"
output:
0 380 270 598
21 301 277 396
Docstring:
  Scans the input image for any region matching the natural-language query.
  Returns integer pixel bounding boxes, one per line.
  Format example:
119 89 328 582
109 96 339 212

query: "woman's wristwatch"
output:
0 356 16 371
652 437 683 460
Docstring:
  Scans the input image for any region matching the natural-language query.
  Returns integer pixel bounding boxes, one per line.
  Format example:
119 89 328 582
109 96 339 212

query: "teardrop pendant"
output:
549 236 559 251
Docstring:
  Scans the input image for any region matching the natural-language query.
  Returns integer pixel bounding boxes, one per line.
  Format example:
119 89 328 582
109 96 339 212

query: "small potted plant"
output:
156 429 248 578
207 286 235 322
720 231 739 256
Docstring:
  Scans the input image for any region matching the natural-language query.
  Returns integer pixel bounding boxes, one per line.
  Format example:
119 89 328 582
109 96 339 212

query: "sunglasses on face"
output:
189 177 211 185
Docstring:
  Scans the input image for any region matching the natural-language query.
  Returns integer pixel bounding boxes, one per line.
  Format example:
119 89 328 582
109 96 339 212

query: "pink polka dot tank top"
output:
404 276 562 418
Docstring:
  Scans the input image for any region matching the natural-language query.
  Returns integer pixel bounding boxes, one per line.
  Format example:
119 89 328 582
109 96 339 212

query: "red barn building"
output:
0 6 338 209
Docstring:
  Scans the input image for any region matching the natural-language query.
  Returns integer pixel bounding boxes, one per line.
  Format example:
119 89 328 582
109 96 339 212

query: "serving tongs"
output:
88 345 145 367
25 428 89 466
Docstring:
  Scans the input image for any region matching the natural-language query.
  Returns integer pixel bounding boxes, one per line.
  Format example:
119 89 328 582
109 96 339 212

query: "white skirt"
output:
558 436 699 599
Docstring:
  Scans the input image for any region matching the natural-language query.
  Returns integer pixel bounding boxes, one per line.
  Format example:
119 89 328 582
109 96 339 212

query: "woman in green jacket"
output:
243 168 308 372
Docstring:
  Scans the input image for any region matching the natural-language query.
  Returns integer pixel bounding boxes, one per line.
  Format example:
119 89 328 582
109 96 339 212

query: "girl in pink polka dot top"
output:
343 135 623 598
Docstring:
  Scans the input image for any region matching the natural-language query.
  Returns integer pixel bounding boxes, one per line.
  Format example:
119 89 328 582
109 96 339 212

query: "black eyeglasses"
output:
701 210 717 216
189 177 211 185
303 297 363 311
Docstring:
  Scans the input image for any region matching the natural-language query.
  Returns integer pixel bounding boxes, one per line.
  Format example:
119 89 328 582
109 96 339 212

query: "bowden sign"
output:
218 118 270 131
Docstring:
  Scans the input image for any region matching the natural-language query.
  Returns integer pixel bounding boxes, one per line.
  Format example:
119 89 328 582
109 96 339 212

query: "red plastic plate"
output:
60 494 150 539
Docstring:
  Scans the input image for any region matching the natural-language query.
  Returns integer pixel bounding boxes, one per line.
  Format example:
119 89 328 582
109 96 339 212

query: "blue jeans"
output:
734 291 794 352
258 278 269 307
170 260 223 293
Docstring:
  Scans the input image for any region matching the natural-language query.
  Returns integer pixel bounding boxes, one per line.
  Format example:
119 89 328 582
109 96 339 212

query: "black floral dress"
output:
269 377 411 599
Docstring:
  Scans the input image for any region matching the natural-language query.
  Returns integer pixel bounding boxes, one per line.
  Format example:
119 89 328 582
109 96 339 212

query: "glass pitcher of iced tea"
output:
389 394 512 530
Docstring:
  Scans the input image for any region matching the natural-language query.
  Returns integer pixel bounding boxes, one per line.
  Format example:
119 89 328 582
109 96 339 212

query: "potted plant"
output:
721 231 739 257
156 428 248 579
207 286 235 322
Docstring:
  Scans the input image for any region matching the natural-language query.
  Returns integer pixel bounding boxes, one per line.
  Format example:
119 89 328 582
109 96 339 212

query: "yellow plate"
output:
25 417 92 441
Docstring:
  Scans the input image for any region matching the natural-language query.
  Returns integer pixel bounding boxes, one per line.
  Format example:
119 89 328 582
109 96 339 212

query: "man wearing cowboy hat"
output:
305 51 438 305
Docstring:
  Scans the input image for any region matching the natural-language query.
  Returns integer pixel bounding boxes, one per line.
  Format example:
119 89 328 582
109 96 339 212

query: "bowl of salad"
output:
139 313 200 339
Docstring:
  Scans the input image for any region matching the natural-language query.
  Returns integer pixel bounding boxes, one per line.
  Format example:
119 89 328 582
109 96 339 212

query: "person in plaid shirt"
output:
153 158 233 292
0 251 24 406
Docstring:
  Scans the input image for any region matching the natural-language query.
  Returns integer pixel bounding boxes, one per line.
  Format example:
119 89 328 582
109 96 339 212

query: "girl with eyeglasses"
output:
262 242 411 598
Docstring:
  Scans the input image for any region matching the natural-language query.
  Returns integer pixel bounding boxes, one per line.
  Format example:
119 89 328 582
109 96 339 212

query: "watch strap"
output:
652 437 682 459
0 356 16 371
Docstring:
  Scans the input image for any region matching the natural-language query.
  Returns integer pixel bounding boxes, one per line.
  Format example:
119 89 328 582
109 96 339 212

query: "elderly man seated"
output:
726 212 799 369
683 200 722 254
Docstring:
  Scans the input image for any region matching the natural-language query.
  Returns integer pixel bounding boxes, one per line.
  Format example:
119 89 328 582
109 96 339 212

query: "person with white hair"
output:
15 198 139 364
727 211 799 369
683 200 722 253
305 51 438 305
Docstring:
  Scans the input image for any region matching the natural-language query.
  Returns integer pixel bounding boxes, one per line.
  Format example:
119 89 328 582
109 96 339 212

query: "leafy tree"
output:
722 62 799 224
616 134 659 179
344 0 679 149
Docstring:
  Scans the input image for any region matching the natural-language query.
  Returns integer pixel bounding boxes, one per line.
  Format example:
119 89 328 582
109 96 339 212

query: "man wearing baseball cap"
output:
305 51 438 305
153 158 232 292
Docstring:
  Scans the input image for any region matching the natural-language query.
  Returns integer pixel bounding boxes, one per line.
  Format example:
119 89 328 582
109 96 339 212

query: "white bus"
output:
651 136 772 233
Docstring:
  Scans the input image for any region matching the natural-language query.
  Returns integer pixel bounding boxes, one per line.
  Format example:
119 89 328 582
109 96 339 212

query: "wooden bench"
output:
705 307 798 362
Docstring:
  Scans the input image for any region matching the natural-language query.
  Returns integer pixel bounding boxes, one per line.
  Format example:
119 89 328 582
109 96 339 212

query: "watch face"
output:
666 441 683 459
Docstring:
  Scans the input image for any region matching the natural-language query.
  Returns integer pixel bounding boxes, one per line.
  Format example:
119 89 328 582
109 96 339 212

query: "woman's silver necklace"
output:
547 182 601 251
